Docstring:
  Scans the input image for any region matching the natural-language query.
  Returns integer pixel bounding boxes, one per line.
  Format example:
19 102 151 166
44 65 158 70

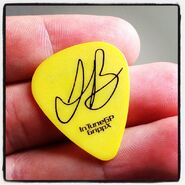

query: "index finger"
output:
6 15 140 83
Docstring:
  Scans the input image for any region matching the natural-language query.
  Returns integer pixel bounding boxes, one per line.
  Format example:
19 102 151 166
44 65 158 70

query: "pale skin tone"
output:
6 15 178 180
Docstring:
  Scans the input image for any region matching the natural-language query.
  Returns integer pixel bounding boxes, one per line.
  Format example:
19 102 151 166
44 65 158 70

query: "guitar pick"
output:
31 42 130 161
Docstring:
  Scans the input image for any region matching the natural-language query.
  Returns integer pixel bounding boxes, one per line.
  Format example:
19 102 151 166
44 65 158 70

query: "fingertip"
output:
113 16 140 65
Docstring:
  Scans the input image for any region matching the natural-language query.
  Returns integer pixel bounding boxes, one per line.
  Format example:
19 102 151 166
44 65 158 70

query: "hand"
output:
6 15 178 181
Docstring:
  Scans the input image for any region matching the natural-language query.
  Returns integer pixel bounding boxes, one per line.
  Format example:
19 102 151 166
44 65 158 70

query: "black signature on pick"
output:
55 48 123 124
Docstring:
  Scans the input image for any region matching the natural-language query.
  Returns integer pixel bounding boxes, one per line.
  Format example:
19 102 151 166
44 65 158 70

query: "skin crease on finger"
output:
6 15 140 83
6 116 178 180
6 62 177 155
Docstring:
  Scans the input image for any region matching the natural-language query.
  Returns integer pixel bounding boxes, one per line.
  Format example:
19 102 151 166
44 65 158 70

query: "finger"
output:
6 82 65 155
6 116 178 180
104 116 178 181
128 62 178 126
6 62 177 155
6 15 140 83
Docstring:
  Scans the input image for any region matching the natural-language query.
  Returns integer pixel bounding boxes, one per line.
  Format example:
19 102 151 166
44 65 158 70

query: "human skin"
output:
5 15 178 181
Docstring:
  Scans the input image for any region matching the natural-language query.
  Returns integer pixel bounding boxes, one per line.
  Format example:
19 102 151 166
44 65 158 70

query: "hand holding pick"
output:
6 15 178 181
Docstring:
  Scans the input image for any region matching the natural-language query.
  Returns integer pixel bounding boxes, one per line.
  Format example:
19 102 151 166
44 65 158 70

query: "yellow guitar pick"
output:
31 42 130 161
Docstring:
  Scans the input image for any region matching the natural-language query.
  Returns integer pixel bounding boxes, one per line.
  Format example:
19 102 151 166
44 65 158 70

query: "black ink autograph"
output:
55 49 123 124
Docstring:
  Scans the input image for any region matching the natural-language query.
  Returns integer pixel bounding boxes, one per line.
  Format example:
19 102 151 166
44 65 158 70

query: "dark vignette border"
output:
2 2 181 183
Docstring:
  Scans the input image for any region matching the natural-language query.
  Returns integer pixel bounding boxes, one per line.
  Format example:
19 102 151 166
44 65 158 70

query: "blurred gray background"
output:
5 5 178 65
